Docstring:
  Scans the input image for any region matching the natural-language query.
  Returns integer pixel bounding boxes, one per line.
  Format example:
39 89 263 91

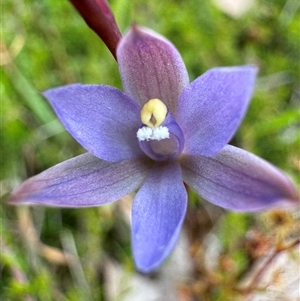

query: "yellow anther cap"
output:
140 98 168 127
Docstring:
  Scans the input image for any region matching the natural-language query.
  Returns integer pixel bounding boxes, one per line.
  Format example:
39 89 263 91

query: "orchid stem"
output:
68 0 122 60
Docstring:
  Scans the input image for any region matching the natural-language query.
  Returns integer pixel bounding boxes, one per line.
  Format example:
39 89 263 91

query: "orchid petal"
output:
181 145 298 211
177 66 257 156
132 161 187 273
9 153 152 207
117 25 189 116
43 84 143 162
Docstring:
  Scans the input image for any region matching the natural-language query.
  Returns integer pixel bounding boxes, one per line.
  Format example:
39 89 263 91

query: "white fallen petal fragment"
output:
104 232 193 301
204 233 222 271
137 126 170 141
240 246 300 300
213 0 255 18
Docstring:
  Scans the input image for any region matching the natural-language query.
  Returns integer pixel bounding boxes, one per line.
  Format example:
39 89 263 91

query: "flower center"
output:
137 126 170 141
137 98 184 161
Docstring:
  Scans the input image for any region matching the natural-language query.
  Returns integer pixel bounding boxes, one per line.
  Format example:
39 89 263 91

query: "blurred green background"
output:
1 0 299 300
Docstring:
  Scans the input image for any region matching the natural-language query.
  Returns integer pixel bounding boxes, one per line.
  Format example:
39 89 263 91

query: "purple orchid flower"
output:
10 25 298 273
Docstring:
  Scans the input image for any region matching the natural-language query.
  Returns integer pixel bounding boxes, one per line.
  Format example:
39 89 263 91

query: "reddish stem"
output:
242 239 300 300
68 0 122 60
